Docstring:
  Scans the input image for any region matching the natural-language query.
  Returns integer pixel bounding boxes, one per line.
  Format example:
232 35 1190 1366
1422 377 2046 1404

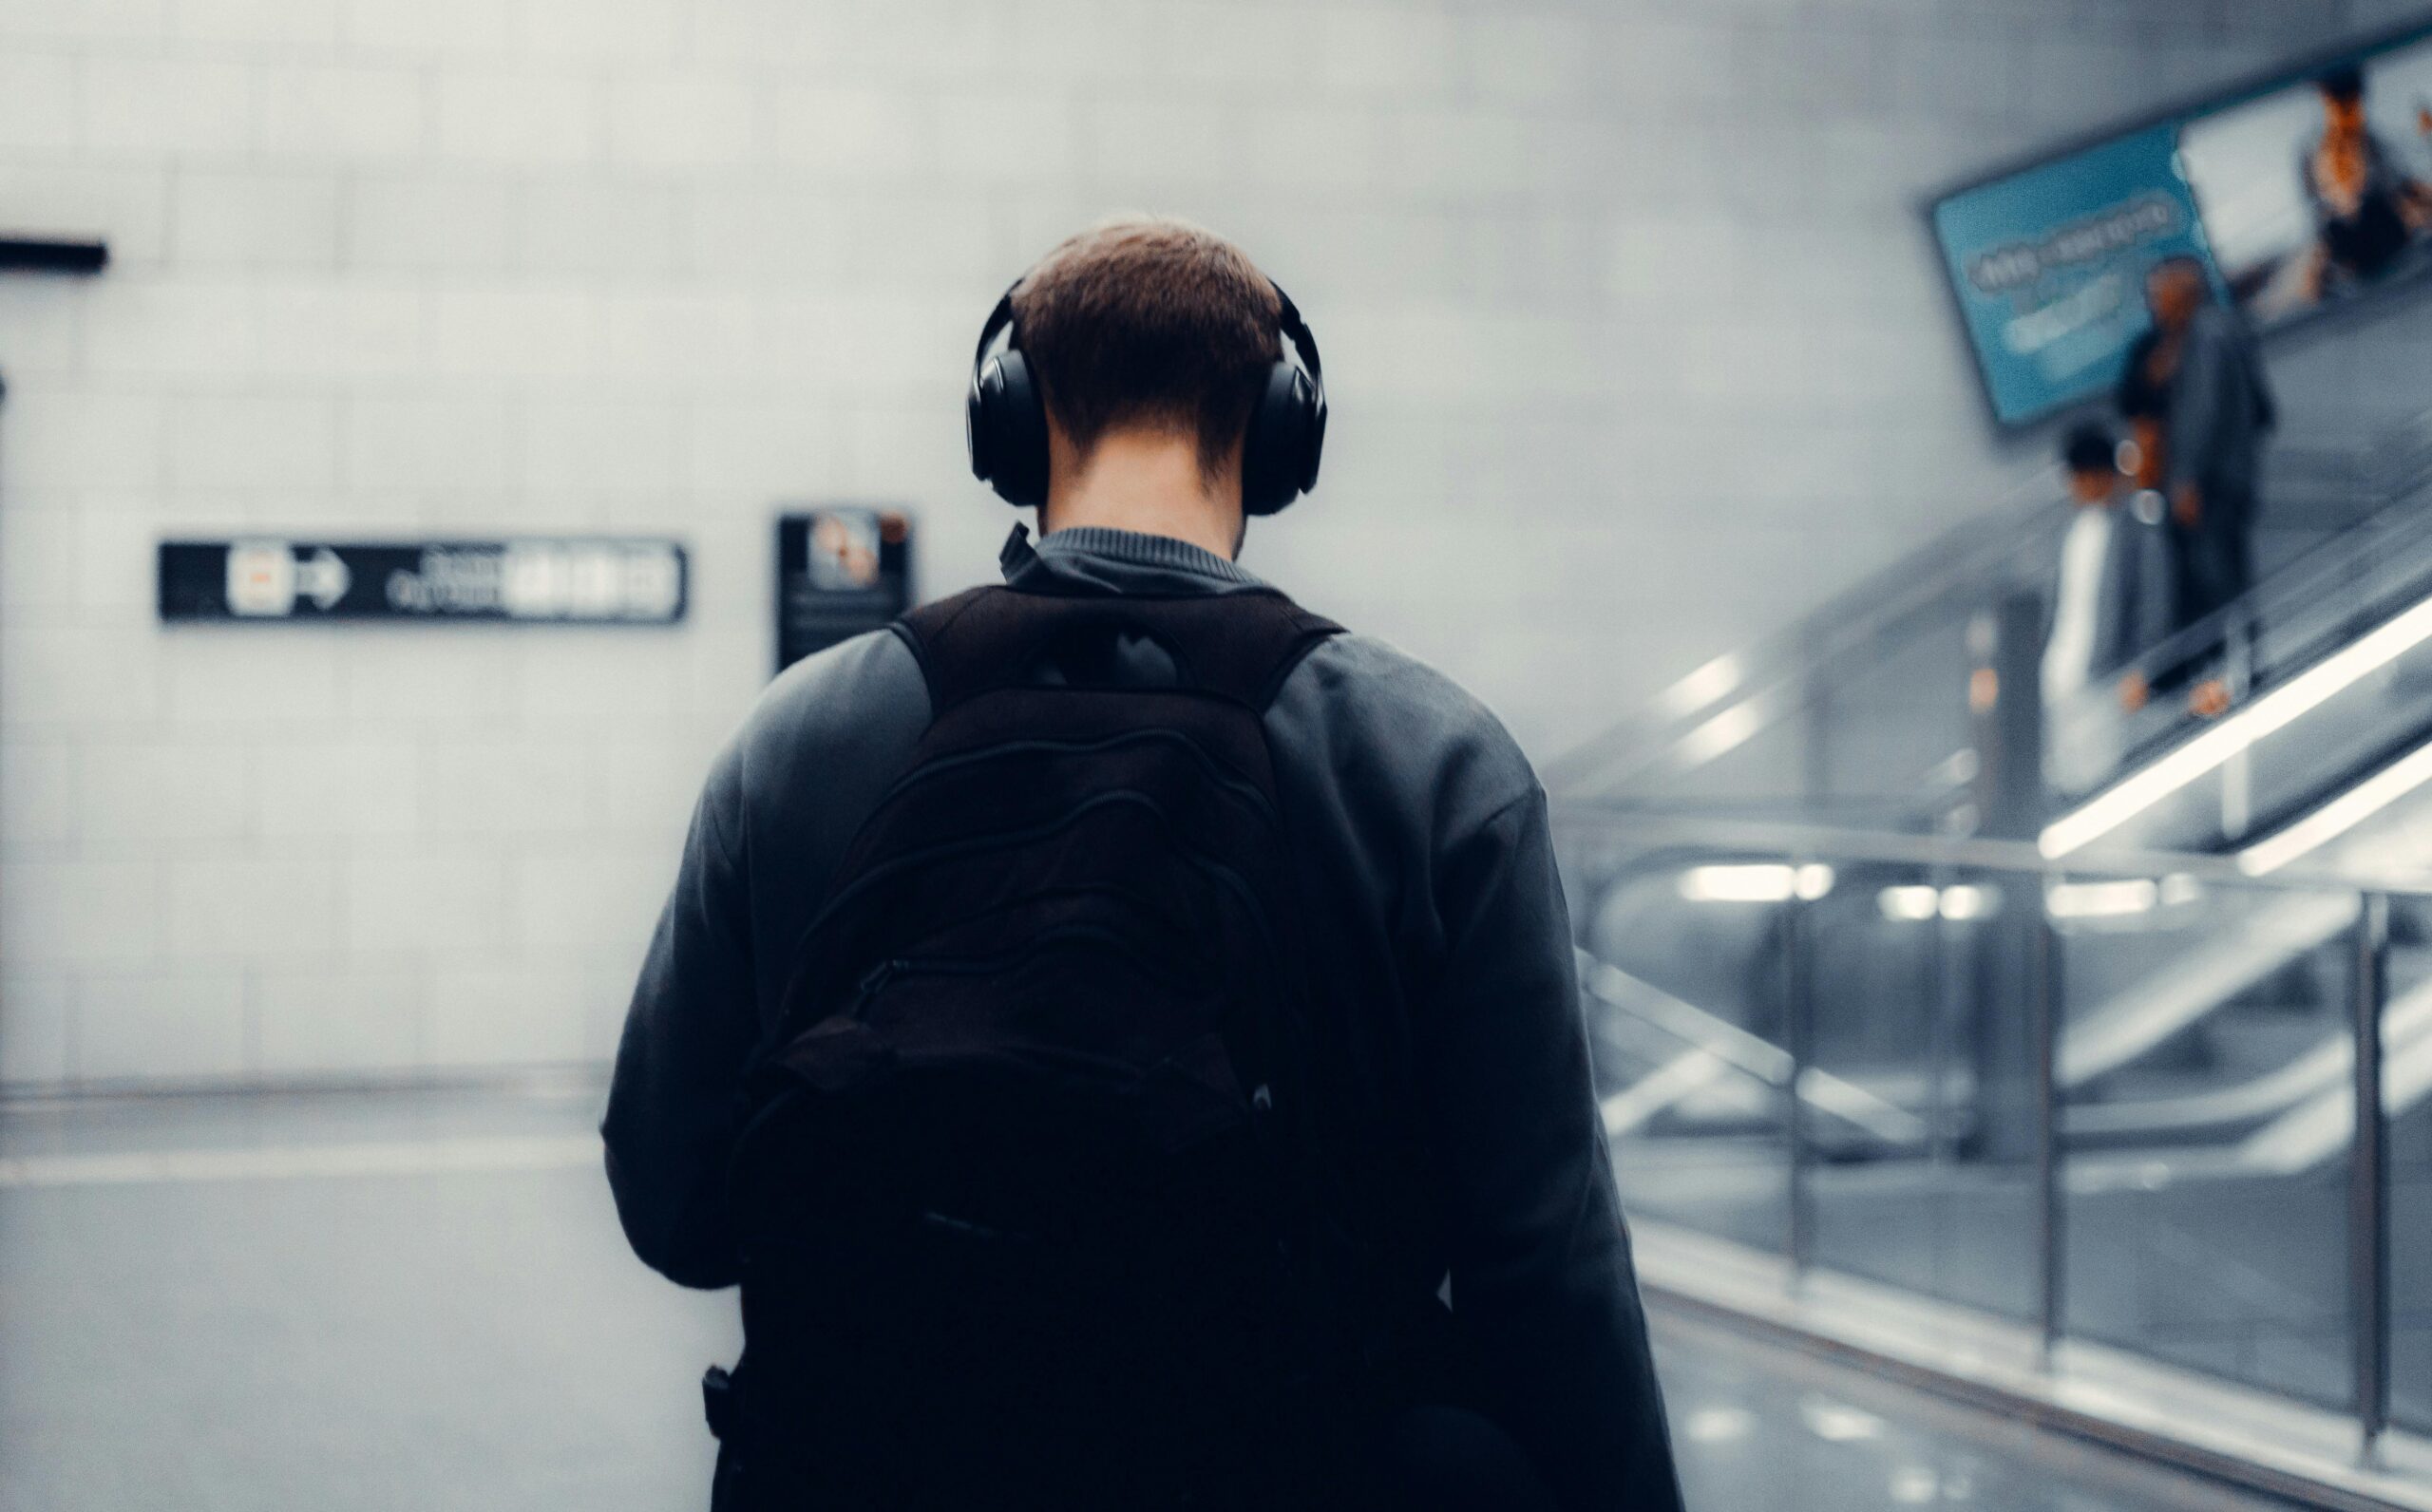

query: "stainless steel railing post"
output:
2350 890 2391 1465
1924 860 1958 1170
2032 889 2064 1369
1783 881 1814 1287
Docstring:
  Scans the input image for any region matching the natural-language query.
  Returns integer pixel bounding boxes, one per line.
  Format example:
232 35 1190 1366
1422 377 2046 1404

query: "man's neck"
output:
1042 430 1244 560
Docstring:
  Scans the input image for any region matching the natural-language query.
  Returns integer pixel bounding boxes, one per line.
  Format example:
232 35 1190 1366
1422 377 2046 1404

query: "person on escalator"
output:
2126 257 2277 720
601 215 1683 1512
2043 424 2176 791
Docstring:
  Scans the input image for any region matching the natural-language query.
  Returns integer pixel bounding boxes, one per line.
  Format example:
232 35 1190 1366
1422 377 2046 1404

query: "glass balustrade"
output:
1562 813 2428 1456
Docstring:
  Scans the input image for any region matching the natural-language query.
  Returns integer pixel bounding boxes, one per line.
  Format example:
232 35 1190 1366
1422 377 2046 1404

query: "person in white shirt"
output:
2043 424 2176 790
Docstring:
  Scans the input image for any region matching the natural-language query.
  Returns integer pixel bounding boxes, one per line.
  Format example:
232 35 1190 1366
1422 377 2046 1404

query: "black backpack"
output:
709 583 1443 1511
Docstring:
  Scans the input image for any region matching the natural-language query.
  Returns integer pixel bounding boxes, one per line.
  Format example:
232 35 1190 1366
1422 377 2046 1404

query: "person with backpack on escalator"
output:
600 215 1684 1512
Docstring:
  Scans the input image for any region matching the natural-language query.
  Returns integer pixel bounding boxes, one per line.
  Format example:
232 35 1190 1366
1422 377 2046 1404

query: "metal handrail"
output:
2053 453 2432 731
1551 803 2432 898
1541 466 2069 796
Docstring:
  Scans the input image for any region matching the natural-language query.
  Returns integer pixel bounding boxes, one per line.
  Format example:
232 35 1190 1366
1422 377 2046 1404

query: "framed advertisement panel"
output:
1930 15 2432 428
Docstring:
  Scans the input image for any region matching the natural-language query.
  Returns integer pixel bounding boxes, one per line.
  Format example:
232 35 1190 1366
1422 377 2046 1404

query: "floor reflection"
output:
0 1087 2288 1510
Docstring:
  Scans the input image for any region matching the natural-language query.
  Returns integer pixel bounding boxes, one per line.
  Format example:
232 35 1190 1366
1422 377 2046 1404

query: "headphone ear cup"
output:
1243 363 1312 517
1300 383 1326 495
965 359 997 484
970 350 1050 508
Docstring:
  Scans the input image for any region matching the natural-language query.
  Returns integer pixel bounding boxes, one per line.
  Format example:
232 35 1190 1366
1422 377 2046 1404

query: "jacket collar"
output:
998 523 1269 597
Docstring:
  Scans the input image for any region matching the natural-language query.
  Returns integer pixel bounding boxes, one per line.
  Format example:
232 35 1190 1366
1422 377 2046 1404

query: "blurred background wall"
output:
4 0 2429 1090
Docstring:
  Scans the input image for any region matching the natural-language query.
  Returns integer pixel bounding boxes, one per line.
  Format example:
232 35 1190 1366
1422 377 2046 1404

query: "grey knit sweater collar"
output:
998 522 1269 595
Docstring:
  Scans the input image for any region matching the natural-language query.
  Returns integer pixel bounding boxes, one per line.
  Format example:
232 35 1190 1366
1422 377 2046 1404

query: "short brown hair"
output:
1011 215 1282 481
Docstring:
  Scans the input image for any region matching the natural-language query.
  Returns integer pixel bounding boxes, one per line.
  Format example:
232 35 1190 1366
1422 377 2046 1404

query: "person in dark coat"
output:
2121 257 2276 714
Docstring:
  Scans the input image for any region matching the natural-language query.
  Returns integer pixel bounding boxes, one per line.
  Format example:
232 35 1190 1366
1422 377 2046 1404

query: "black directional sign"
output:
158 538 688 624
775 507 913 674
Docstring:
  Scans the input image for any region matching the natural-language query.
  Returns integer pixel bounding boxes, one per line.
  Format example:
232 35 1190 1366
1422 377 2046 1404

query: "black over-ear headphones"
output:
964 278 1327 517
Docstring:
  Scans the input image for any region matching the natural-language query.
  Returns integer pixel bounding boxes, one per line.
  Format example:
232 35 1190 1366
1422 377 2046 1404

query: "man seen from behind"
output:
602 216 1684 1512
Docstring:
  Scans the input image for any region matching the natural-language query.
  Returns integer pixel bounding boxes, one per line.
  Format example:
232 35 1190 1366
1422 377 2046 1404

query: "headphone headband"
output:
1272 283 1320 386
981 280 1316 380
973 289 1017 369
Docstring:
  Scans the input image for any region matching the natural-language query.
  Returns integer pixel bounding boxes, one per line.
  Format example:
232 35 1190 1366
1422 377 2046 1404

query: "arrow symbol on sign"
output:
299 548 350 611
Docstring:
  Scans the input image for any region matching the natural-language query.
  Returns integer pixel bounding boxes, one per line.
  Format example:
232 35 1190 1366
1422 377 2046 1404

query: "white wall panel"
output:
75 967 246 1081
0 0 2411 1088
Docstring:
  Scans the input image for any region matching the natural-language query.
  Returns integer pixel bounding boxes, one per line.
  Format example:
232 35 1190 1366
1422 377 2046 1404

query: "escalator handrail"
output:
2046 460 2432 770
1540 467 2069 797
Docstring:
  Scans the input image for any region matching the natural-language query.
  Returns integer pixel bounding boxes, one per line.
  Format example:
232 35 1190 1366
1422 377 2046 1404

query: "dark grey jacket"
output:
2165 303 2275 518
603 523 1682 1512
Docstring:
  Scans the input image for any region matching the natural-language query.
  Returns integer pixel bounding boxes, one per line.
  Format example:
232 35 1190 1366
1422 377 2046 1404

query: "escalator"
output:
1553 409 2432 1429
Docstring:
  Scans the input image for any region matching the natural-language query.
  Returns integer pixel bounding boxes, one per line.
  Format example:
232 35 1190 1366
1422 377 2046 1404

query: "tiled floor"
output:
0 1087 2299 1511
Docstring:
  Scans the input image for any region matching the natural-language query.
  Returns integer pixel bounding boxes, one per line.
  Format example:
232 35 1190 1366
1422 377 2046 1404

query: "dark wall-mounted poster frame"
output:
1928 11 2432 430
773 506 914 675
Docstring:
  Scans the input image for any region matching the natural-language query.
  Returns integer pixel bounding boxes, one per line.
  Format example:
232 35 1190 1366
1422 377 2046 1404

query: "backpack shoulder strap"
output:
893 585 1341 718
886 584 992 696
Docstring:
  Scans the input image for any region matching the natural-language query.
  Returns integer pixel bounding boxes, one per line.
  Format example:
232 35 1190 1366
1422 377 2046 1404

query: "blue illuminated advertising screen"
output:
1933 20 2432 427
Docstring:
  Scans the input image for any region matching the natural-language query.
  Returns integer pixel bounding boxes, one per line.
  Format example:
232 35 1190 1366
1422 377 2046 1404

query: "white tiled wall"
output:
2 0 2424 1088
